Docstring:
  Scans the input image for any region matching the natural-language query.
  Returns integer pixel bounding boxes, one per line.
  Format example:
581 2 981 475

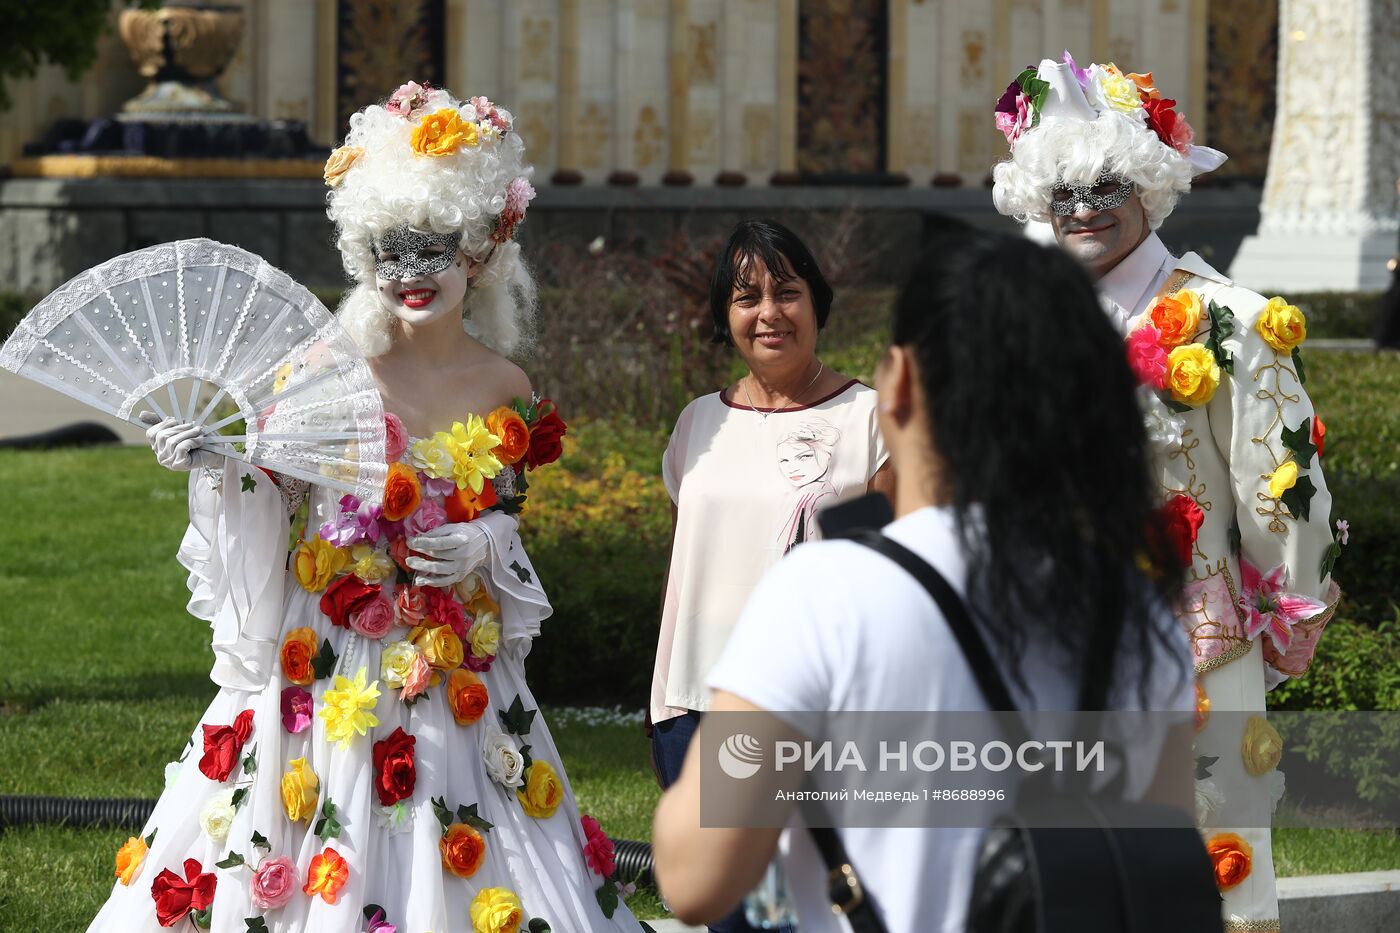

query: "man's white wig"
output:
326 85 537 357
991 57 1226 230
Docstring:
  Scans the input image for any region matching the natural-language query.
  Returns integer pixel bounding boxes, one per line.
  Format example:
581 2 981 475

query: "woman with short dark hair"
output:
649 219 893 931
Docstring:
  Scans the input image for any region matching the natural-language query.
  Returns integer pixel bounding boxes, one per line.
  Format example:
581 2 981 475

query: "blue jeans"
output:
651 711 770 933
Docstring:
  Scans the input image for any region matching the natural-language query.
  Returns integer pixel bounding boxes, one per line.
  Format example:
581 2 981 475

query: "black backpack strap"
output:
851 530 1020 714
805 824 888 933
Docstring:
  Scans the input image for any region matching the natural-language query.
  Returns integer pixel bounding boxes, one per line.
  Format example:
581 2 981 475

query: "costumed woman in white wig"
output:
90 82 644 932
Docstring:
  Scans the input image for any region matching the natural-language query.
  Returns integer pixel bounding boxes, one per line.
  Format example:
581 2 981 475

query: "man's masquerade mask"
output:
372 225 463 280
1048 171 1134 216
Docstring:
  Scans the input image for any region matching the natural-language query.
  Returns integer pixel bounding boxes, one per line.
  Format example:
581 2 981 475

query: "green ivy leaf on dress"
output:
528 919 553 933
250 830 270 851
231 788 249 810
1320 538 1343 582
1205 301 1236 375
495 494 527 515
1292 347 1307 385
1164 395 1195 415
595 880 620 919
431 796 454 833
1281 418 1318 465
455 802 495 834
639 924 657 933
144 827 158 847
216 851 245 869
1228 517 1242 557
245 919 270 933
315 799 342 841
312 639 338 680
192 907 213 930
499 694 537 737
1196 755 1219 780
511 396 539 425
241 473 257 493
510 560 533 584
241 744 258 775
1281 474 1318 522
520 744 534 772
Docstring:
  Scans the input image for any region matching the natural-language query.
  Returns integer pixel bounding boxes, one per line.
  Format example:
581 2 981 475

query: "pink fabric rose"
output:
250 855 297 909
994 93 1032 148
395 585 429 627
422 586 468 639
400 654 432 702
281 687 313 734
384 413 408 462
492 176 536 243
406 498 448 536
350 596 396 639
385 81 427 118
581 815 617 877
1126 324 1169 389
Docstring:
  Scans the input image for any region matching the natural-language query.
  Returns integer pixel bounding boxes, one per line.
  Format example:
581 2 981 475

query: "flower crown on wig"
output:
324 81 539 357
991 53 1227 230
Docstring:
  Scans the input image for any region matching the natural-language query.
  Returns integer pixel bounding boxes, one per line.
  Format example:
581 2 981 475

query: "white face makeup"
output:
373 228 472 326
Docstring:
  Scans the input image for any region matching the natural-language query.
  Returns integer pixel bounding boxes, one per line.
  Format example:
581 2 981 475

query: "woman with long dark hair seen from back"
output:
652 231 1197 931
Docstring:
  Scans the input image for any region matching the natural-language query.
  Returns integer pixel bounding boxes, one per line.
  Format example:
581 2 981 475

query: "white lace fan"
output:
0 239 387 501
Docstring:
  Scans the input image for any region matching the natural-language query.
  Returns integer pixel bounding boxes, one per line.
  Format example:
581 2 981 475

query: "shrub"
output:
1289 292 1381 341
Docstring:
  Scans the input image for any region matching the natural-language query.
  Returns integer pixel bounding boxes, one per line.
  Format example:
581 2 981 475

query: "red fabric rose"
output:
421 586 468 639
199 709 255 782
581 814 617 877
1144 97 1194 154
371 726 417 806
320 576 381 628
1312 415 1326 459
1158 494 1205 567
151 857 217 927
525 399 567 470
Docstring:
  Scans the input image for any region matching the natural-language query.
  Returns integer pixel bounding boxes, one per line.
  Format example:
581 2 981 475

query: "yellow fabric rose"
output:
294 536 349 592
318 667 381 749
469 616 502 659
1166 344 1221 407
323 145 363 187
349 543 396 584
1242 715 1284 777
412 624 465 671
115 836 147 886
517 760 564 819
1097 64 1142 113
1256 296 1307 353
281 757 319 822
411 108 479 157
1267 460 1299 499
469 886 523 933
379 639 419 689
411 434 457 480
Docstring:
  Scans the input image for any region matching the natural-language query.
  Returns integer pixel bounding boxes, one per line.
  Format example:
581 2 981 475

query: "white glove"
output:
139 411 215 473
407 521 493 588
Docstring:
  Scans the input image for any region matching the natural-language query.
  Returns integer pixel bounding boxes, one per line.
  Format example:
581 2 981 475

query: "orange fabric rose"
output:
304 847 350 903
486 407 531 466
115 836 148 886
440 822 488 878
1126 71 1161 100
1206 833 1253 891
1148 289 1204 347
447 668 490 725
444 477 499 523
411 108 478 157
1194 681 1210 733
381 462 423 521
280 627 318 685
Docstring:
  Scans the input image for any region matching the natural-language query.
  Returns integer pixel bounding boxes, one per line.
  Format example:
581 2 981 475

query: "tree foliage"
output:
0 1 158 112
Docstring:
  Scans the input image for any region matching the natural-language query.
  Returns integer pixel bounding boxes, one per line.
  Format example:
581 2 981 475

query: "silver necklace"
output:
741 361 825 421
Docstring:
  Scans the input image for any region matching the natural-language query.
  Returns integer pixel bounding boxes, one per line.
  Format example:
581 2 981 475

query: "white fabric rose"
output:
164 760 183 791
1194 778 1226 825
199 787 238 841
380 640 419 689
482 728 525 788
1266 769 1286 814
1138 386 1185 450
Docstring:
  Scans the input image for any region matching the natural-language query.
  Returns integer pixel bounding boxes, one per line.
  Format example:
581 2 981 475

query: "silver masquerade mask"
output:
1048 171 1134 216
372 225 463 280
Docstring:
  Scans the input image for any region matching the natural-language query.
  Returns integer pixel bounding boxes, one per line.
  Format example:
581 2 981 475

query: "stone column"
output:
1229 0 1400 291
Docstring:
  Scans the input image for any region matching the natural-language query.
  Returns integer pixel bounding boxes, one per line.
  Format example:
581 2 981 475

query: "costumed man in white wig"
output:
991 56 1344 931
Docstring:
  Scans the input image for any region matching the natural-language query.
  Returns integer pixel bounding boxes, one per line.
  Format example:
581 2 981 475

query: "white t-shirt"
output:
652 380 888 722
708 506 1195 933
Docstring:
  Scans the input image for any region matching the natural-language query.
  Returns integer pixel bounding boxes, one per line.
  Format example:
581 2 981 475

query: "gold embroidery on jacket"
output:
1250 356 1303 535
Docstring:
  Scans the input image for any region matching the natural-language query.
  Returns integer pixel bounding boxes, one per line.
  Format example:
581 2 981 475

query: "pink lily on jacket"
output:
1238 557 1328 654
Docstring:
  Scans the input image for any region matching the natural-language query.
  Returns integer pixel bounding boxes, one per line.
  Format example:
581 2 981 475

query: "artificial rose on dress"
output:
469 615 502 661
1256 297 1307 353
320 576 382 628
372 726 417 806
525 399 567 470
304 846 350 904
470 887 524 933
1165 344 1220 407
1312 415 1327 458
1147 290 1203 348
395 585 429 626
293 536 349 592
319 667 382 748
482 729 526 788
1242 715 1284 776
581 815 616 877
383 412 409 461
279 627 318 685
350 596 396 639
517 760 564 819
447 668 490 725
421 585 468 637
150 858 216 928
114 835 147 886
382 462 423 521
1205 833 1253 890
440 822 488 878
400 653 433 702
199 709 255 782
198 788 237 841
1126 324 1169 388
281 757 319 822
379 640 420 688
444 477 499 523
1157 494 1204 567
350 543 397 584
250 855 297 909
412 624 465 670
406 497 449 535
486 406 531 465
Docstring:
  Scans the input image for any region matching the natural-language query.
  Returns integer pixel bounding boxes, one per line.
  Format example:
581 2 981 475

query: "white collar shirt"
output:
1097 232 1175 333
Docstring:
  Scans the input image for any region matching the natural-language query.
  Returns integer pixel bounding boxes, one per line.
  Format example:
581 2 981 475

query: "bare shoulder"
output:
480 356 532 410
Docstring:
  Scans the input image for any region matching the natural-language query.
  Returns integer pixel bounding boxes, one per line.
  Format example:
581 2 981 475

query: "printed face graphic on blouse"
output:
775 419 842 553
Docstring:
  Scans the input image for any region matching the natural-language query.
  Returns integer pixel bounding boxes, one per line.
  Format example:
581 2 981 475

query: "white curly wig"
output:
326 86 537 358
992 111 1194 230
